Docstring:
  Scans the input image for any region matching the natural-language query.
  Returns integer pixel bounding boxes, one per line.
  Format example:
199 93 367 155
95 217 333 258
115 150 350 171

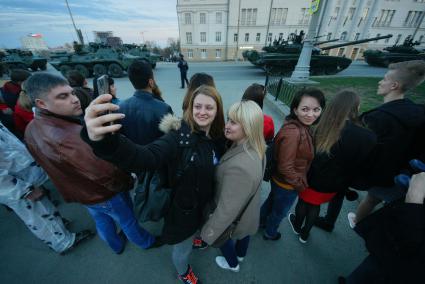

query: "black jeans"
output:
346 255 386 284
322 191 345 226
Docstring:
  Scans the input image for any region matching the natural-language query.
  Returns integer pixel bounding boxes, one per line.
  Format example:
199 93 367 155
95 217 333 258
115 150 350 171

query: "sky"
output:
0 0 179 48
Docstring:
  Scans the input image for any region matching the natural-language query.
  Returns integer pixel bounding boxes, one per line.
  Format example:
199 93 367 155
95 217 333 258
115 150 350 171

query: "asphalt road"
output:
0 60 377 284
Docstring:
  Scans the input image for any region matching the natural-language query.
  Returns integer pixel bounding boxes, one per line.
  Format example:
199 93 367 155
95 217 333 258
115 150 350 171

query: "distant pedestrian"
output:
178 54 189 88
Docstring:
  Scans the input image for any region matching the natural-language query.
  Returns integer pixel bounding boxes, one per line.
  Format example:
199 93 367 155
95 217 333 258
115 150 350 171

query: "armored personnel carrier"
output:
244 33 392 75
0 49 47 72
122 44 160 69
49 42 144 78
363 36 425 67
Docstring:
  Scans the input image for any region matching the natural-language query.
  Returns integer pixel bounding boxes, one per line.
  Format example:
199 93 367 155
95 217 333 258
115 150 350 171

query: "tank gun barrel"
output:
314 39 339 46
321 34 393 51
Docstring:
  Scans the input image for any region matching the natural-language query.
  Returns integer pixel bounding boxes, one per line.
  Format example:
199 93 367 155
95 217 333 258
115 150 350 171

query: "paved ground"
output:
0 61 378 284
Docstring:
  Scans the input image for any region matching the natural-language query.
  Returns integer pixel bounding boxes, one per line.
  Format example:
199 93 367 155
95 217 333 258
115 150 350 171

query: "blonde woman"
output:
201 100 266 272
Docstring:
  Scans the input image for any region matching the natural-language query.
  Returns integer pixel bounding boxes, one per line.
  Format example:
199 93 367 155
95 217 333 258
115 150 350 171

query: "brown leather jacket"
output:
272 119 314 191
25 110 133 205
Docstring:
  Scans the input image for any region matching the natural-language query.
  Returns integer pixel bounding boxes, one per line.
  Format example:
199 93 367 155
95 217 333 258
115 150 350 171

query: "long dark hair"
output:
314 90 360 154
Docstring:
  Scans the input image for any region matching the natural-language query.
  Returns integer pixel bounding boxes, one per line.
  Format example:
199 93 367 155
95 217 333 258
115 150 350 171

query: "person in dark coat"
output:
288 91 377 243
82 85 225 284
178 54 189 88
348 60 425 227
341 172 425 283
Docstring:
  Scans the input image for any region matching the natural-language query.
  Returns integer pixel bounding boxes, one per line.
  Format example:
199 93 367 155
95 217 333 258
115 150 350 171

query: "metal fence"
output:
265 71 315 106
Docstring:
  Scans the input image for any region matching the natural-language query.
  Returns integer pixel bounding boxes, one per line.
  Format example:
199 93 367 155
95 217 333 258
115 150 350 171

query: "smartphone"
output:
96 75 114 128
97 75 109 95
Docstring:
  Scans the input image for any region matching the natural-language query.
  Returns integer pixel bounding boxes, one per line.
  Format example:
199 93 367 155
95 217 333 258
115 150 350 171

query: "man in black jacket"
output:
118 61 173 223
177 54 189 89
342 173 425 283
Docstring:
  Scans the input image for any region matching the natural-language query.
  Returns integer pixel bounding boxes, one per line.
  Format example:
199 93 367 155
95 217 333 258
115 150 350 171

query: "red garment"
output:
3 81 21 96
263 114 275 142
299 187 337 205
0 103 9 111
13 104 34 135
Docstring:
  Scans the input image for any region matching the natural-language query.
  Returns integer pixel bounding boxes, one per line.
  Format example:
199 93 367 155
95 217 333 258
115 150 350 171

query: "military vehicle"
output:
363 36 425 67
49 42 145 78
244 33 393 75
122 44 161 69
0 49 47 73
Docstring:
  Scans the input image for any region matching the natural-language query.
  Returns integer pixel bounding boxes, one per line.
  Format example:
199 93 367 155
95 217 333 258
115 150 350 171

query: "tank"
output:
244 33 393 75
49 42 145 78
121 44 161 69
363 36 425 67
0 49 47 73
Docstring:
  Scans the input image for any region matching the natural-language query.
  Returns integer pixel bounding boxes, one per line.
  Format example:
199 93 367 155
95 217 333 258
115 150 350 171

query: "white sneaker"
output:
237 256 244 262
347 212 357 229
215 256 240 272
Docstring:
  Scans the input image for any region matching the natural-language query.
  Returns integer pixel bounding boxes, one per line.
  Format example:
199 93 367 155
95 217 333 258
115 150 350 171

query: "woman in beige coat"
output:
201 100 266 272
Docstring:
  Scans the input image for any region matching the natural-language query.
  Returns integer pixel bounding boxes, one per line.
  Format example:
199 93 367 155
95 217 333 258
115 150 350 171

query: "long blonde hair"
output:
314 90 360 154
228 100 266 159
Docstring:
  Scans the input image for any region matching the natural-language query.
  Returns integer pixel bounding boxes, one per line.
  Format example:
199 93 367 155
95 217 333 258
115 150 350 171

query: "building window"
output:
373 10 396 27
337 48 345 57
186 32 192 44
216 12 222 24
358 7 369 26
328 6 340 26
215 49 221 58
340 31 347 41
327 32 332 40
404 11 424 27
375 33 381 42
216 32 221 42
298 8 310 25
244 33 249 42
395 34 402 44
256 33 261 42
279 33 284 39
184 13 191 25
241 8 257 26
200 13 206 24
419 35 424 43
234 33 238 42
267 33 272 43
201 49 207 59
271 8 288 25
187 49 193 59
200 32 206 43
354 33 360 41
385 36 391 43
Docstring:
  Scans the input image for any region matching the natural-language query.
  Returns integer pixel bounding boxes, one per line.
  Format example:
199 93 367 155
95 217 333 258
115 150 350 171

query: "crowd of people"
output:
1 59 425 284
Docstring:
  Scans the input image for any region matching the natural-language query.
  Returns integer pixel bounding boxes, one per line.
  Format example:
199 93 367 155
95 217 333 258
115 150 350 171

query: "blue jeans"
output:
220 236 250 268
85 192 155 253
260 179 298 237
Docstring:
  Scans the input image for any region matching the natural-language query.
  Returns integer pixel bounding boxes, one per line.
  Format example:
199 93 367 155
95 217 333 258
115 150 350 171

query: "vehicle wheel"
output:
30 66 38 71
108 63 123 77
59 65 72 76
74 64 90 78
93 64 107 76
151 63 156 69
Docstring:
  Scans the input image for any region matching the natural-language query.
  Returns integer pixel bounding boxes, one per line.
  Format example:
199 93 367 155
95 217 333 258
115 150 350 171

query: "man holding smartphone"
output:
24 73 161 254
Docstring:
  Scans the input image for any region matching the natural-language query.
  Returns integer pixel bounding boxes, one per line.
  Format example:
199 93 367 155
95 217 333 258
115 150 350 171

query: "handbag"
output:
134 171 172 223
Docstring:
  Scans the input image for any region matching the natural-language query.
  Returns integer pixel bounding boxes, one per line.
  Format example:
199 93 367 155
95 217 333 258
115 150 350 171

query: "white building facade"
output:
20 34 48 51
177 0 425 61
